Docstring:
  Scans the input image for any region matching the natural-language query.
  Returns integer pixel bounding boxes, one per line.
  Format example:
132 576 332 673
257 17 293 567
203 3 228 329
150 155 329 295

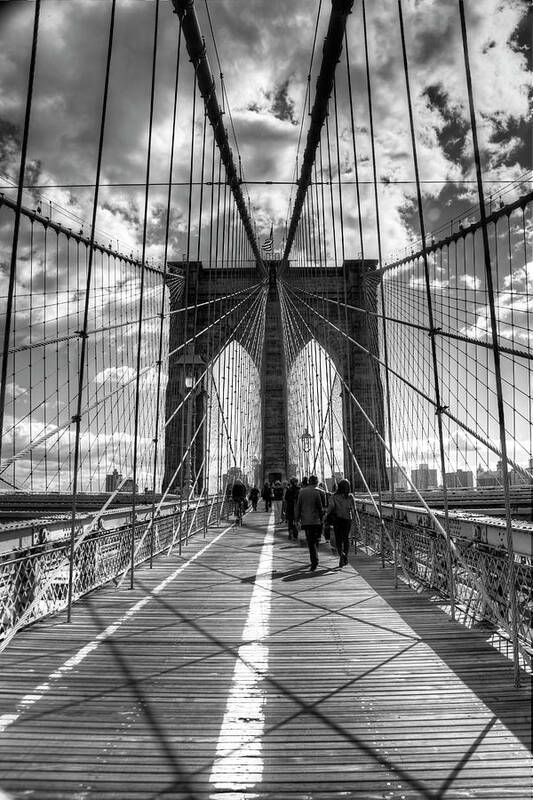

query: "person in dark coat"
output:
284 476 300 541
261 481 273 512
326 478 356 567
294 475 324 571
248 485 259 511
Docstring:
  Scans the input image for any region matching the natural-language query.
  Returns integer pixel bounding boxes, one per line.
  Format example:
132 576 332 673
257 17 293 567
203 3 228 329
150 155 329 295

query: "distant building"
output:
121 478 138 493
509 467 533 486
387 465 409 490
411 463 438 491
223 466 244 487
476 464 500 487
105 469 122 492
445 469 474 489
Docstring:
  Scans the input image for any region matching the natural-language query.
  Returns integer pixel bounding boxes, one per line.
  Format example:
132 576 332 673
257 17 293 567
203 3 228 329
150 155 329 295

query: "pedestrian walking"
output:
326 478 356 567
248 485 259 511
294 475 324 571
284 476 300 540
272 480 284 523
261 481 273 512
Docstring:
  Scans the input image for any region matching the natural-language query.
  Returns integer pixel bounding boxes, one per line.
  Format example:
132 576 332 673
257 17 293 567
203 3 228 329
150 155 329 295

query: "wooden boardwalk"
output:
0 512 530 799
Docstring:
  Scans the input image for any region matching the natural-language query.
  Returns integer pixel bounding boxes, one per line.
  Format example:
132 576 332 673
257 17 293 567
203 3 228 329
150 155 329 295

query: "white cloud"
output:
459 274 481 290
461 260 533 344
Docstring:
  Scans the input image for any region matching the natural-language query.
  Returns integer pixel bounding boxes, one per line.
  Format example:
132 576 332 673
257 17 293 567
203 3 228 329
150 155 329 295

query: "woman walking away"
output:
272 480 284 524
326 478 356 568
261 481 273 512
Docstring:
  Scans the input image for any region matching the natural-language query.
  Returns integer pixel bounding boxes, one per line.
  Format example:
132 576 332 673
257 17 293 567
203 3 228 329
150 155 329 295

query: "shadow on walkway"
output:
352 551 532 751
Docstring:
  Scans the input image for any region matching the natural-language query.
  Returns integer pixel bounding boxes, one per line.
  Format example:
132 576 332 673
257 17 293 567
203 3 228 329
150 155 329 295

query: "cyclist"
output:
231 479 247 524
248 485 260 511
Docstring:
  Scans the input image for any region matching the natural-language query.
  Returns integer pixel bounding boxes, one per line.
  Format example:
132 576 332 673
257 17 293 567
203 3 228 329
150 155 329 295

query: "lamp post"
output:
177 348 205 496
300 428 314 477
251 455 260 487
183 369 194 492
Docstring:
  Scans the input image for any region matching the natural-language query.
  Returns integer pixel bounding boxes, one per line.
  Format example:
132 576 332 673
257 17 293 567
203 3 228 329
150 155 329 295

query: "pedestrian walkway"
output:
0 511 530 799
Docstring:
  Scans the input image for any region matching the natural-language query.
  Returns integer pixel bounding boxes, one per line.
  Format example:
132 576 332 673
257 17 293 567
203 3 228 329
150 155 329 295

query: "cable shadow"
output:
241 565 305 583
281 566 336 581
147 538 411 645
185 542 420 643
136 576 435 799
84 600 202 800
437 716 498 796
8 637 229 727
353 553 532 750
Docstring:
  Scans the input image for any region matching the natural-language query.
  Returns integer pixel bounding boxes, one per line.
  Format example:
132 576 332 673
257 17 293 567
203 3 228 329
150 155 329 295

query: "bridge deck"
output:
0 512 530 799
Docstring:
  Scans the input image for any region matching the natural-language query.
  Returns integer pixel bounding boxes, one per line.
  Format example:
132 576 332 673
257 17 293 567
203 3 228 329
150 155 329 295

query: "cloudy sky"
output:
0 0 531 262
0 0 531 492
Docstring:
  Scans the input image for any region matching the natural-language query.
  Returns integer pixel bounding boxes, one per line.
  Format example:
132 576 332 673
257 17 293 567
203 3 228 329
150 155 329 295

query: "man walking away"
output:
284 477 300 541
231 479 247 521
261 481 273 512
295 475 324 571
248 485 259 511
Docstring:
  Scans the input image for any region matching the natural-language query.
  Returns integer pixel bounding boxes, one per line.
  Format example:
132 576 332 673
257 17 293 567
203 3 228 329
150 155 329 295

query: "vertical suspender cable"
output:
66 0 116 622
397 0 456 615
197 108 207 262
458 0 520 685
130 0 160 590
149 19 182 568
180 73 197 499
0 0 41 464
360 0 398 581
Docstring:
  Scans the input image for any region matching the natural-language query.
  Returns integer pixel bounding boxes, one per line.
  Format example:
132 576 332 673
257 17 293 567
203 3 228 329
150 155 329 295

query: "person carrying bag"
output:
326 478 356 568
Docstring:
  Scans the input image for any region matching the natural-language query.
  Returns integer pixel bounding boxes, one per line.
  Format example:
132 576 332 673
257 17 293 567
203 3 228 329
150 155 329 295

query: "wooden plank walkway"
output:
0 512 530 799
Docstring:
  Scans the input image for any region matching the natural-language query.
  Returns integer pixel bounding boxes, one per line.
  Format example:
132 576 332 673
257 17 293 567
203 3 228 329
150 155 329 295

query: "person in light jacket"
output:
272 480 284 524
295 475 324 571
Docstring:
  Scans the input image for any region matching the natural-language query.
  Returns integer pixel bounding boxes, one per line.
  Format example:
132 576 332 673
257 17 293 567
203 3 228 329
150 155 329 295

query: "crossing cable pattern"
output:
0 0 531 678
0 0 264 492
280 0 532 676
0 0 267 640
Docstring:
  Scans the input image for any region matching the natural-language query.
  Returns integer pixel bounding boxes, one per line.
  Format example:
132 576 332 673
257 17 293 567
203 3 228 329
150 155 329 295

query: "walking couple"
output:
295 475 355 571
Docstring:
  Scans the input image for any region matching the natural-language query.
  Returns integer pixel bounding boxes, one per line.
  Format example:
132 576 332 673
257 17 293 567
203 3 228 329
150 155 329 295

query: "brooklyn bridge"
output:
0 0 531 797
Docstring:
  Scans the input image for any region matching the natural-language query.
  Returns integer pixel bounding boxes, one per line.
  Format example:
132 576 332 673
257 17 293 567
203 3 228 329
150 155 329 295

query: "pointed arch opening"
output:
207 341 262 493
287 339 344 487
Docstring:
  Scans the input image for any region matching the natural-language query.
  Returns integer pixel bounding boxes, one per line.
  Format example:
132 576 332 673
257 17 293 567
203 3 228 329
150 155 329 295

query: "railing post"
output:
459 0 521 686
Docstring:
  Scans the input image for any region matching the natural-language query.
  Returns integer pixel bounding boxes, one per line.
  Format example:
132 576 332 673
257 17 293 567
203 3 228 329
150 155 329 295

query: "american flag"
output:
261 224 273 252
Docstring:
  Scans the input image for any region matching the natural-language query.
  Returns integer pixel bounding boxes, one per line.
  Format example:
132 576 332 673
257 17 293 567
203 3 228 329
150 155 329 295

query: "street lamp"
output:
300 428 314 477
301 428 313 453
176 348 205 493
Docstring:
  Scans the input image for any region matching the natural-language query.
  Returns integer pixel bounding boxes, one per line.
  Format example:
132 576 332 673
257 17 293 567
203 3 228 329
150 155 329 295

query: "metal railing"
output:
0 494 223 648
355 500 532 671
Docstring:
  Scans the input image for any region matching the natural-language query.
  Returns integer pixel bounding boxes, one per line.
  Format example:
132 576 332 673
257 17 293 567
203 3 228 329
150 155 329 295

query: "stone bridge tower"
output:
162 258 387 494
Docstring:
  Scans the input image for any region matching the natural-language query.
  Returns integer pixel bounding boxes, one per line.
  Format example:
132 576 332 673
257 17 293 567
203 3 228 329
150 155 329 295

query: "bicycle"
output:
232 498 245 526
